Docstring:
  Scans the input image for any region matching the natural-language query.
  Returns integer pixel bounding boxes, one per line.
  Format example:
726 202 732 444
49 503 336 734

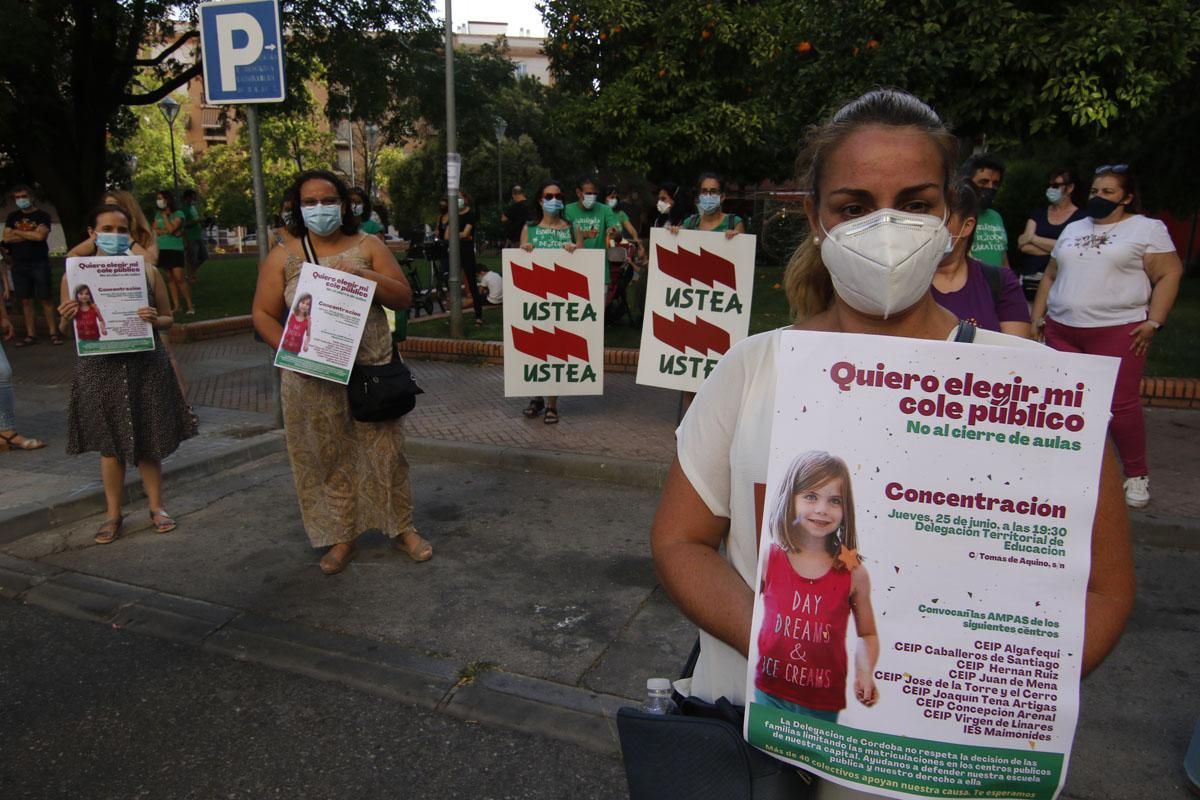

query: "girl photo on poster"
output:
280 293 313 355
71 285 108 341
755 450 880 723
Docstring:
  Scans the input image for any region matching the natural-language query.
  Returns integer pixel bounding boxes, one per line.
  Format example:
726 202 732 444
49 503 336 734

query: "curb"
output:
406 437 670 490
0 431 287 547
0 555 629 755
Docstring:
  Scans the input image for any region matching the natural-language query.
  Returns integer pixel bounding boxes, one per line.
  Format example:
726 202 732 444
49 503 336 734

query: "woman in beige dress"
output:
251 169 432 575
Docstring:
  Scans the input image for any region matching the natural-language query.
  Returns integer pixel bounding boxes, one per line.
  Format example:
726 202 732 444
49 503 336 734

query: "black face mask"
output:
975 187 997 210
1086 196 1123 220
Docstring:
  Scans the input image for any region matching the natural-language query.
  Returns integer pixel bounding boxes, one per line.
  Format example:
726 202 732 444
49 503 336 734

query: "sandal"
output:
522 398 545 418
395 530 433 563
544 407 559 425
0 432 46 451
94 516 124 545
14 336 35 347
50 335 64 346
149 508 177 533
319 542 357 575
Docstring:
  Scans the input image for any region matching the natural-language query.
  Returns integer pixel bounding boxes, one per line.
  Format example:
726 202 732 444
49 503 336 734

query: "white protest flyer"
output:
635 228 756 392
64 255 155 355
745 332 1119 800
502 247 606 397
273 263 376 384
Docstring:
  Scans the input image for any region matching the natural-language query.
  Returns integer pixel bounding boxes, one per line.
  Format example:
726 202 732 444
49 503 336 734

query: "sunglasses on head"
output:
1094 164 1129 174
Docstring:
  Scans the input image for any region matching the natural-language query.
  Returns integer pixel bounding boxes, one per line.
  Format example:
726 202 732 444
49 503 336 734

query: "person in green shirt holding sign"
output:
963 155 1009 268
520 179 579 426
564 176 620 250
677 173 746 238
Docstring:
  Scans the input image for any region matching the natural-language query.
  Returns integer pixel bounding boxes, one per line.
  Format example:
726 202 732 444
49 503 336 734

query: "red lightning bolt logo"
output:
652 314 731 356
510 261 591 300
656 245 737 289
512 326 591 362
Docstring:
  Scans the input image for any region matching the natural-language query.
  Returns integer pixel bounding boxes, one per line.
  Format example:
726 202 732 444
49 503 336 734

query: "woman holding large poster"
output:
252 169 431 576
651 90 1135 798
58 204 193 543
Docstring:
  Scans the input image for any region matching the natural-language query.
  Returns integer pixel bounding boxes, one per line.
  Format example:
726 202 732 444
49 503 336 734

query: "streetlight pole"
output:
494 117 506 213
445 0 463 338
158 96 182 204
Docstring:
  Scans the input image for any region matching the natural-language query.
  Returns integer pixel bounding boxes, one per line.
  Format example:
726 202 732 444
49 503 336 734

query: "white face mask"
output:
820 208 950 319
656 199 671 214
581 193 597 210
156 198 167 209
606 197 619 208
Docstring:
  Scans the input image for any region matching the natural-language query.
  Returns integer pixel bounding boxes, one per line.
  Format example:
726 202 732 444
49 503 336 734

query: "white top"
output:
1048 214 1175 328
479 271 502 303
674 325 1043 708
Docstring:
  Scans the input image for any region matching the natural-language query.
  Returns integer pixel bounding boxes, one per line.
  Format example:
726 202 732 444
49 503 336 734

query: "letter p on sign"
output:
216 13 264 92
199 0 286 104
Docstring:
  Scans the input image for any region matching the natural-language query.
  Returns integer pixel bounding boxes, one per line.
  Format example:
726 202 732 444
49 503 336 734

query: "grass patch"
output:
1145 275 1200 377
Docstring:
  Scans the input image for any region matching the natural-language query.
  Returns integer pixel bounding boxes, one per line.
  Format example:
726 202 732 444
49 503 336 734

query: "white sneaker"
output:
1123 476 1150 508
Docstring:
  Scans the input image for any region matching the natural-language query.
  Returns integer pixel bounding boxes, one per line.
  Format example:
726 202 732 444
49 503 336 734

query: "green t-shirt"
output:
155 210 185 251
969 208 1008 267
182 204 203 241
360 218 383 235
526 223 575 248
683 213 743 232
564 202 619 249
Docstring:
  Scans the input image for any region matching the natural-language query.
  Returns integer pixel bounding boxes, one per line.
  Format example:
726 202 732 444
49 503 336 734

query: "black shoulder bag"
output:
301 234 424 422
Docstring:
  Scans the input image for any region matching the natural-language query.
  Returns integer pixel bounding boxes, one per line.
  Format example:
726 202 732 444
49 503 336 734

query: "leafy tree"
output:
0 0 436 240
125 90 195 206
540 0 1200 206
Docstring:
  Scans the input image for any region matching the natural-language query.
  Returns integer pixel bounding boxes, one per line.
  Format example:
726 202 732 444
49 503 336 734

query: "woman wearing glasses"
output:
252 169 432 575
519 179 578 425
1031 164 1183 508
676 173 745 238
1017 168 1087 299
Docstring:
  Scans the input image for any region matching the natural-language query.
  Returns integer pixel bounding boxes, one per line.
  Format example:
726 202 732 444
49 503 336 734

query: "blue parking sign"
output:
199 0 286 104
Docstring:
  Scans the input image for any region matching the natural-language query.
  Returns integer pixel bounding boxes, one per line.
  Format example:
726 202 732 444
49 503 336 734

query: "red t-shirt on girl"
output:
75 305 101 340
755 544 853 711
280 314 309 353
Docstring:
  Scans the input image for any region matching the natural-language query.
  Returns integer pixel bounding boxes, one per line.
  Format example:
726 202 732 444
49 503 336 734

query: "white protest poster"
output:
502 247 606 397
745 332 1119 800
635 228 756 392
273 263 376 384
64 255 155 356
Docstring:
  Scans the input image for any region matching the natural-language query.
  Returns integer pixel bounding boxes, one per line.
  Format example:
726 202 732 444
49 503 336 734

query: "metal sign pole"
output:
246 105 281 427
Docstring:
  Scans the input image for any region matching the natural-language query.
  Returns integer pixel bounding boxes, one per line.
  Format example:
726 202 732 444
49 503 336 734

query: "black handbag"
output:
347 350 423 422
616 642 815 800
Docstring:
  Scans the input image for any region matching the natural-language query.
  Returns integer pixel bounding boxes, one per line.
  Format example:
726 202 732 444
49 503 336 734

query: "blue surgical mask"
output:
1045 187 1064 204
302 204 343 236
541 198 564 216
96 232 131 255
15 197 32 210
698 195 722 214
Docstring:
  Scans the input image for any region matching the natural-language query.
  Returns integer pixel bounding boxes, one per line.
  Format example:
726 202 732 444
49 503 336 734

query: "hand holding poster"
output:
64 256 155 355
746 332 1118 800
502 247 606 397
636 228 756 392
274 263 376 384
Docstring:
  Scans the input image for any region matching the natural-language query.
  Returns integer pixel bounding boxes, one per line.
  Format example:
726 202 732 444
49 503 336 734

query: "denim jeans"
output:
0 341 15 430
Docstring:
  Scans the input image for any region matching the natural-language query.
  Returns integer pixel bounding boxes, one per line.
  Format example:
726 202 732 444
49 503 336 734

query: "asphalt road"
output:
0 599 628 800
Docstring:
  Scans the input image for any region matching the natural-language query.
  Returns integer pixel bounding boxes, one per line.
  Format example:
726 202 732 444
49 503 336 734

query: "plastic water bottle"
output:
642 677 677 715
